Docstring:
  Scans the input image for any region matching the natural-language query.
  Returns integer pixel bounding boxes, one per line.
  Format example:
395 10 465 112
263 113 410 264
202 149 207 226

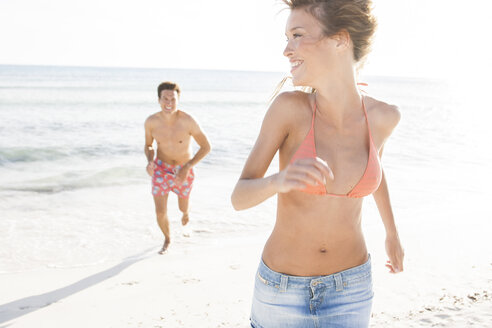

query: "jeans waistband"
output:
257 255 371 290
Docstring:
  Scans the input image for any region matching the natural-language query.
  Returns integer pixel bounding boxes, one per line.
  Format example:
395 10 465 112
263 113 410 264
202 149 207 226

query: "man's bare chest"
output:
152 124 191 146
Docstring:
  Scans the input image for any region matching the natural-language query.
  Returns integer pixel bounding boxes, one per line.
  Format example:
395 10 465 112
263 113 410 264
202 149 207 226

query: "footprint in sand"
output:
122 281 139 286
182 278 200 284
182 225 192 237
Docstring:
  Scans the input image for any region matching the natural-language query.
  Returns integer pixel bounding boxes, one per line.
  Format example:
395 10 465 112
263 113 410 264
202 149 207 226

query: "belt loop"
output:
280 275 288 292
334 273 343 292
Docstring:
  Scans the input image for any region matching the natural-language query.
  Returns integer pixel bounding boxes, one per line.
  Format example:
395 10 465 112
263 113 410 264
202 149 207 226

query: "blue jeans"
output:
250 256 373 328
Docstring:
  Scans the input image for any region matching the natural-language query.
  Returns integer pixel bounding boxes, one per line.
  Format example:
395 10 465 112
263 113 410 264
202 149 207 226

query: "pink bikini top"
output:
289 94 382 198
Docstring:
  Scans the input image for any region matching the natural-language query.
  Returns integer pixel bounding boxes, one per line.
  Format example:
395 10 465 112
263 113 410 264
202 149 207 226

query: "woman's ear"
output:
333 29 351 49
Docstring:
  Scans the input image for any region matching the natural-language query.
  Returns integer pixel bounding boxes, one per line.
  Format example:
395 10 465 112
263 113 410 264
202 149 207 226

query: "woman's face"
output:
284 9 338 86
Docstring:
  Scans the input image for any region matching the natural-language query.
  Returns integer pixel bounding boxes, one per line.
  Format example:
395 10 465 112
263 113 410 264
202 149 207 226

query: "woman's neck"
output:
311 68 363 128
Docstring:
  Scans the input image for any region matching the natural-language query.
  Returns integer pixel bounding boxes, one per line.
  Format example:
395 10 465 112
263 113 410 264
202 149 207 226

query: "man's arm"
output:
175 117 211 183
186 118 211 167
144 118 156 176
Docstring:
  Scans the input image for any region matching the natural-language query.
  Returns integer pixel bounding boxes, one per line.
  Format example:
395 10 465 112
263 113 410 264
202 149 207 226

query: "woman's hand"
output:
385 233 404 274
275 157 334 193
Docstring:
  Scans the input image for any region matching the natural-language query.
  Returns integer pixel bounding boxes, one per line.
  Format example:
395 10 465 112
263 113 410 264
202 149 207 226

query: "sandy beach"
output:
2 221 491 328
1 233 266 328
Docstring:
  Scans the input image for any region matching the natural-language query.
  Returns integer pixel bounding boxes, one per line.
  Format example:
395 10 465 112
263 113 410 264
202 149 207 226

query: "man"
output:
144 81 211 254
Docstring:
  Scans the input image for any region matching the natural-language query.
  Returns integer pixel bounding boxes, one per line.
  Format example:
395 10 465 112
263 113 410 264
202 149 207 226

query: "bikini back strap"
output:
360 95 375 143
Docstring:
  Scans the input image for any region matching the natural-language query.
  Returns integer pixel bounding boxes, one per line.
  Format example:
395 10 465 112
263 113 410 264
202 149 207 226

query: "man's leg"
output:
178 196 190 226
153 193 170 254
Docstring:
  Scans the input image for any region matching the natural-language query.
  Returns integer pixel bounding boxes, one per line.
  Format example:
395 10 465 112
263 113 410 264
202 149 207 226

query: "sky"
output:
0 0 491 79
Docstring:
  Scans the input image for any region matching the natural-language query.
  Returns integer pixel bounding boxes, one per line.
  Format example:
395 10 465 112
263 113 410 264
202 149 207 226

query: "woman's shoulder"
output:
364 95 401 134
269 91 313 119
257 91 313 138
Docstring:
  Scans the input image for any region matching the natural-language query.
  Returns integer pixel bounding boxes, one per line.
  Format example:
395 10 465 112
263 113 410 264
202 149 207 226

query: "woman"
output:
231 0 404 327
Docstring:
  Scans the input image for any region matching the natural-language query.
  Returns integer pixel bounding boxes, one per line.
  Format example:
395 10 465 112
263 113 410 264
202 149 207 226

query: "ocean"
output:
0 64 490 275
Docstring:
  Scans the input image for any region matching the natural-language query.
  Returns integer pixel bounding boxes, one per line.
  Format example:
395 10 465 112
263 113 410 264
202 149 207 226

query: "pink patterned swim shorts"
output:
151 159 194 199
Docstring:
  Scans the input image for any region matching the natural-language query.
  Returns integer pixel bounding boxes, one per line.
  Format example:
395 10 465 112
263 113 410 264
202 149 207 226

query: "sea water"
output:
0 65 490 274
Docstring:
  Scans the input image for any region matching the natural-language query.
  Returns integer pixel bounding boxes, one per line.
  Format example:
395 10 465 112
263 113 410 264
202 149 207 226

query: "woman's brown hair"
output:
270 0 377 101
282 0 377 64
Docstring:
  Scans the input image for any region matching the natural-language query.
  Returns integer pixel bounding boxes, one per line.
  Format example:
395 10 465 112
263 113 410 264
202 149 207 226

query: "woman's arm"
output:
372 104 404 273
373 167 404 273
232 156 332 210
231 92 332 210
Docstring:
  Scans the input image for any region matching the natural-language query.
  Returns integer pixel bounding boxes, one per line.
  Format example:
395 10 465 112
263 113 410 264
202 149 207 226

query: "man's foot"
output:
181 213 189 226
158 239 170 254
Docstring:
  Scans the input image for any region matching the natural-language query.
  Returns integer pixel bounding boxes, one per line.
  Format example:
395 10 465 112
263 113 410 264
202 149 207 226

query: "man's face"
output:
158 90 178 114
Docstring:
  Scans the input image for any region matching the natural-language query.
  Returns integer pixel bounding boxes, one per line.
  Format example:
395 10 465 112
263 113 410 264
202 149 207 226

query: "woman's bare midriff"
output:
261 192 369 276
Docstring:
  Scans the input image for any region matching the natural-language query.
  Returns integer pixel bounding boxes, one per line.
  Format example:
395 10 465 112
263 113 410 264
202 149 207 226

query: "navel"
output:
319 248 327 253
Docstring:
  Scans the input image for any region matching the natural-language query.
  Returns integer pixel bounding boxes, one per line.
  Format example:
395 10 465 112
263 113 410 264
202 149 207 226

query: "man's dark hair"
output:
157 81 181 98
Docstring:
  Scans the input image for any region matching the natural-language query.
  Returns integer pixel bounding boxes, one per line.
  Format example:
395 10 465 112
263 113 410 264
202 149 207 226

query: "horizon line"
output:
0 63 443 82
